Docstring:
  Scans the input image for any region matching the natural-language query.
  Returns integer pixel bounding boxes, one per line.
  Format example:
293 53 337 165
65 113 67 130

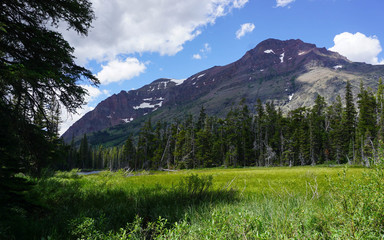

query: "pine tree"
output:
123 136 136 170
309 95 327 165
78 134 89 169
357 81 377 163
288 107 310 165
342 81 357 162
264 102 279 166
137 119 155 169
239 99 254 166
327 95 345 163
196 105 207 131
254 99 265 166
376 78 384 140
195 121 213 167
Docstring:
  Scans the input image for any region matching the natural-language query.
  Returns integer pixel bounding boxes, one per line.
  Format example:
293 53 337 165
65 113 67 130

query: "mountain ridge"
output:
62 38 384 144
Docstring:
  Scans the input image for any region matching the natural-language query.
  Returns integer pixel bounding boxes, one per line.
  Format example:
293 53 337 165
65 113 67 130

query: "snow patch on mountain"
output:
264 49 275 54
333 65 343 70
197 73 206 79
298 51 307 56
122 117 134 123
133 102 157 109
170 79 186 85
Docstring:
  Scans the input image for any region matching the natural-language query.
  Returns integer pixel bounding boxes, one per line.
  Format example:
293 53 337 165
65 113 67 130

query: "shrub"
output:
178 174 213 196
327 164 384 238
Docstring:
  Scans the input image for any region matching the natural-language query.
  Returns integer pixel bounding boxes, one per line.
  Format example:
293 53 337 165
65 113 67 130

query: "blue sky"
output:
59 0 384 134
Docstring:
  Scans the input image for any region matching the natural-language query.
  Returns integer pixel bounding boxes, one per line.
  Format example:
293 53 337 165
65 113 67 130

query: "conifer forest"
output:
70 80 384 171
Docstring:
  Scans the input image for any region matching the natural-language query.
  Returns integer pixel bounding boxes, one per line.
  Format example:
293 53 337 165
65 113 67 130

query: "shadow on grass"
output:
8 172 239 239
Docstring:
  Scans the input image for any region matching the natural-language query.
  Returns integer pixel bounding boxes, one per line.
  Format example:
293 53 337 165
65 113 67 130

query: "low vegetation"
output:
2 0 383 239
2 165 383 239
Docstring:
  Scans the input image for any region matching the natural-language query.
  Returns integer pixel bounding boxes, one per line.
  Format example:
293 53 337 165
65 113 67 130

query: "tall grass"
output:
2 166 383 239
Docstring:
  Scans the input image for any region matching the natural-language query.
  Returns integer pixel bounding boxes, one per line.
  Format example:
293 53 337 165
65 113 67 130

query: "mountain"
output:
62 38 384 145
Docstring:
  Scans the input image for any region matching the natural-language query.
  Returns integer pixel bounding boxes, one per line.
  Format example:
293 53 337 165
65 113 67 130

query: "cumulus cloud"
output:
96 58 147 85
81 84 103 103
193 54 202 60
236 23 255 39
276 0 295 8
61 0 249 64
329 32 384 65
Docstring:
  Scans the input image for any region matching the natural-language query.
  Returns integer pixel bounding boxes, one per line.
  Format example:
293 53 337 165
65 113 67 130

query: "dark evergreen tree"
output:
1 0 96 228
327 95 345 163
0 0 98 172
357 81 377 164
309 95 327 165
376 78 384 140
341 81 357 162
254 99 265 166
123 136 136 170
78 134 90 169
239 99 254 166
137 119 155 169
196 105 206 131
195 120 213 167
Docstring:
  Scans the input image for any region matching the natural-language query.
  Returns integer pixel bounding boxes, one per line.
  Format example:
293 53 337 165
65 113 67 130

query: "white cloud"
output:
193 53 202 60
80 84 103 103
276 0 295 8
233 0 249 8
61 0 249 64
59 84 103 135
102 89 111 96
96 58 147 85
236 23 255 39
201 43 212 53
59 105 95 136
329 32 384 65
193 43 212 59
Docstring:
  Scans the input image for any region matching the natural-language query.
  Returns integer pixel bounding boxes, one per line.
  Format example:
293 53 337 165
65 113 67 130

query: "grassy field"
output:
4 165 384 239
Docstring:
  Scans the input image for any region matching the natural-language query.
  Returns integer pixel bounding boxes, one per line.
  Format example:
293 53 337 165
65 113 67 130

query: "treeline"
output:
67 79 384 170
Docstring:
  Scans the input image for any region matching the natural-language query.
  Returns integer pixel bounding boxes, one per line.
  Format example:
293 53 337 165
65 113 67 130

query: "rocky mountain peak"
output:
233 39 352 80
62 39 384 145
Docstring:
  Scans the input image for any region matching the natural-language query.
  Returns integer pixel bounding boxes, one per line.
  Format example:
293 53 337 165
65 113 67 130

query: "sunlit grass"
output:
7 165 383 239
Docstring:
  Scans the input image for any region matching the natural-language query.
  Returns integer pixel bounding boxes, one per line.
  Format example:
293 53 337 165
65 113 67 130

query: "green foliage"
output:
5 165 384 239
26 166 384 239
1 1 97 233
325 165 384 238
178 174 213 196
75 78 384 170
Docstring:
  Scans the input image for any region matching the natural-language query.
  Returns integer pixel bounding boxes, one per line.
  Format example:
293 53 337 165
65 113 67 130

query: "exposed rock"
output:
62 38 384 144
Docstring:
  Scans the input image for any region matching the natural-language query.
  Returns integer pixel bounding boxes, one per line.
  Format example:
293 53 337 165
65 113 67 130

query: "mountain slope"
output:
62 38 384 144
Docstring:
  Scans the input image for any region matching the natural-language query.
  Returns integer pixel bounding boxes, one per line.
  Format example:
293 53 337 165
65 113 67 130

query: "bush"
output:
326 164 384 238
178 174 213 196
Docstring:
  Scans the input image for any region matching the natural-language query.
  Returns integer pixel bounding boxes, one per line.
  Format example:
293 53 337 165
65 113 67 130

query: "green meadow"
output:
6 165 384 239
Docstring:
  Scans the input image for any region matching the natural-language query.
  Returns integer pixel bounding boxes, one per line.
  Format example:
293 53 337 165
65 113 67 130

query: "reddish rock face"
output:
62 38 383 143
